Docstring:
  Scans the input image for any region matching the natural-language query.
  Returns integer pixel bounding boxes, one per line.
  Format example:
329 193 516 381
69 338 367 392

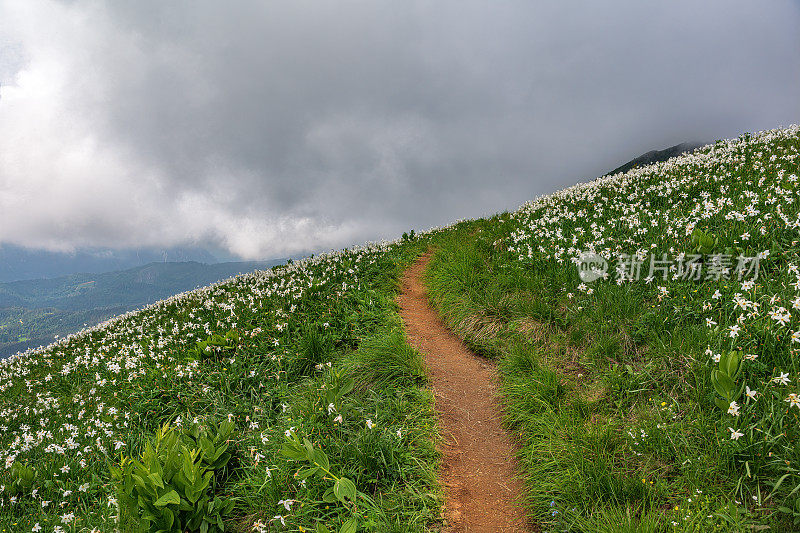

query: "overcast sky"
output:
1 1 798 259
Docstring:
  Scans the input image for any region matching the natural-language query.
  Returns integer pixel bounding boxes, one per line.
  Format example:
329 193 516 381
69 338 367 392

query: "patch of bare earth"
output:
398 253 532 532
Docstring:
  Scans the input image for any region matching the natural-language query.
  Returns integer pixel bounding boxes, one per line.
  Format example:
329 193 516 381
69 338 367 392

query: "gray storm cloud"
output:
0 0 798 258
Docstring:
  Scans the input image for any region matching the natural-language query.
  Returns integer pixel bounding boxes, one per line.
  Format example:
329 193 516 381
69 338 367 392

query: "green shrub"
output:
188 330 239 362
110 421 235 532
8 461 37 497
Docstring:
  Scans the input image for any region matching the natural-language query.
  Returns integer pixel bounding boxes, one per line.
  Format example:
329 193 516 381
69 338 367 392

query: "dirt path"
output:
398 253 531 532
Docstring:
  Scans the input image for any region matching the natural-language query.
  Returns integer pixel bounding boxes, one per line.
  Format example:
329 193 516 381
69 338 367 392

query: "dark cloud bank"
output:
1 0 798 259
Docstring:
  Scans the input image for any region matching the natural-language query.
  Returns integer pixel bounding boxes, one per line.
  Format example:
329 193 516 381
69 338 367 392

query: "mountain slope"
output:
0 238 441 532
425 125 800 530
605 141 704 176
0 260 285 310
0 244 232 283
2 124 799 531
0 260 286 358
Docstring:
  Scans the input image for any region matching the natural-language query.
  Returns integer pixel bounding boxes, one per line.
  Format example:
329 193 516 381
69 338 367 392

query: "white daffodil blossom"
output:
786 393 800 409
772 373 791 386
277 499 296 511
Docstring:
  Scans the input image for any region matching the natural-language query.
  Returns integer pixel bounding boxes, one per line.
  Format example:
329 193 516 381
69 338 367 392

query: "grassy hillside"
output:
2 124 798 532
0 261 285 358
425 125 800 530
0 240 441 532
0 306 130 360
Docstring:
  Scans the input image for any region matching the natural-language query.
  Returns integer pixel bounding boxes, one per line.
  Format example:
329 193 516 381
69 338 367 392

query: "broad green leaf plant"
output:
110 421 235 533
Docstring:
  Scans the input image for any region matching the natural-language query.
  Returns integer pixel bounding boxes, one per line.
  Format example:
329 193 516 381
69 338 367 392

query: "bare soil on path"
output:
397 253 532 532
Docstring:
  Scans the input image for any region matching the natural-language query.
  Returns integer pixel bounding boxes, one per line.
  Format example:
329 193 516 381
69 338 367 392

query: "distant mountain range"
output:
0 259 285 357
0 244 243 283
604 142 704 176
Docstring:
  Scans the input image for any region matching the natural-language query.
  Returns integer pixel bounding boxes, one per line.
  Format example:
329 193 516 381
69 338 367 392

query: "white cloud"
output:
0 0 798 258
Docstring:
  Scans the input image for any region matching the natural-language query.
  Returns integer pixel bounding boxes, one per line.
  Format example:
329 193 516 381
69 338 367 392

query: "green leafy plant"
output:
690 228 744 258
711 350 744 413
690 228 719 255
323 370 354 410
183 419 235 486
188 330 239 362
110 422 235 532
281 431 378 533
7 461 37 497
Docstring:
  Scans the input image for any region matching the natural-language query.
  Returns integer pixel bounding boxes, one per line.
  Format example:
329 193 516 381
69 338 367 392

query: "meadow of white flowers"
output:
3 123 799 530
505 124 800 522
0 242 417 531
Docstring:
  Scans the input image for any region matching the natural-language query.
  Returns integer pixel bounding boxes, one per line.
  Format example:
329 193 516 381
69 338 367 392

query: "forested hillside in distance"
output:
0 260 284 357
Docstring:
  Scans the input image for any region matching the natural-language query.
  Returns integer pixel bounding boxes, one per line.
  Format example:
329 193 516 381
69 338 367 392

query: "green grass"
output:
3 124 799 532
0 236 443 532
425 126 800 531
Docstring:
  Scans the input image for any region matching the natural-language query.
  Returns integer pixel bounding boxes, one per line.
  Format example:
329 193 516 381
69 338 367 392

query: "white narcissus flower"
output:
366 419 375 429
728 427 744 440
727 401 740 416
278 499 296 511
786 393 800 409
746 386 758 400
772 373 791 386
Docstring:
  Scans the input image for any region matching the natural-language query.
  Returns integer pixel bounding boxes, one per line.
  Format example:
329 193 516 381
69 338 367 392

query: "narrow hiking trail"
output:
398 253 531 532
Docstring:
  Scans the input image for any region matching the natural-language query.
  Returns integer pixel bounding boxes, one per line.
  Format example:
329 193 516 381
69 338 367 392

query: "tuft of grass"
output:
344 329 428 392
